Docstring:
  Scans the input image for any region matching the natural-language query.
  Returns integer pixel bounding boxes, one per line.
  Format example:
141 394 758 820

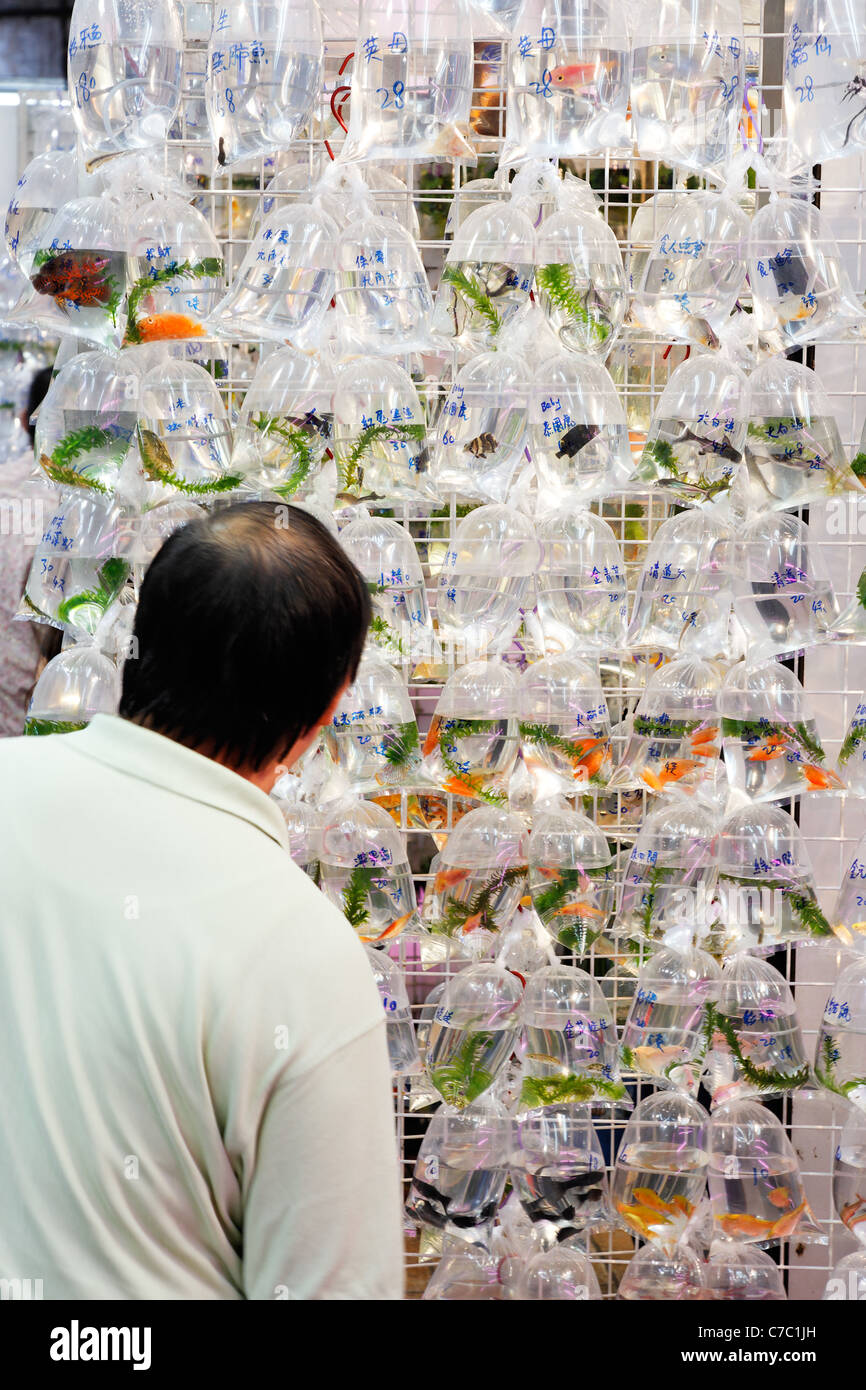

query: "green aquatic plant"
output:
535 263 609 343
706 1005 810 1094
520 1072 625 1108
435 863 527 938
124 257 223 343
341 864 375 930
56 556 130 627
815 1032 866 1099
24 718 89 737
382 721 419 769
430 1030 496 1108
137 427 243 496
633 715 695 740
441 264 501 338
252 414 317 497
839 721 866 766
438 718 506 807
39 424 127 493
340 421 426 492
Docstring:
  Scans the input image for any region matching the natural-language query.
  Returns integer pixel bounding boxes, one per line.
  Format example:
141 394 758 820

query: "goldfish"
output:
748 745 786 762
803 764 837 790
716 1212 773 1238
537 866 564 881
768 1198 808 1239
423 717 441 756
767 1186 793 1209
519 895 533 908
641 769 663 792
360 912 413 943
434 867 470 893
632 1186 676 1215
548 61 614 90
442 774 483 799
462 912 485 934
632 1044 687 1075
840 1194 866 1230
557 901 603 919
134 312 206 343
658 759 699 786
690 725 719 745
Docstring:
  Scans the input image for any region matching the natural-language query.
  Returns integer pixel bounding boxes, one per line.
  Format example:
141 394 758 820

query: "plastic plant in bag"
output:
517 654 613 796
620 948 721 1095
748 197 866 351
5 150 79 277
707 1099 827 1245
421 659 519 807
516 1247 603 1300
20 496 130 635
23 642 119 736
511 1105 611 1237
230 345 332 499
406 1099 511 1239
135 357 239 499
431 202 536 350
504 0 630 162
742 357 861 509
432 349 529 504
615 809 716 949
206 201 339 348
535 204 628 356
332 358 429 503
784 2 866 169
534 508 627 657
833 1109 866 1244
527 799 613 954
339 514 437 668
124 194 224 344
519 964 626 1109
426 806 528 956
630 0 745 173
631 190 749 350
34 348 139 495
703 955 813 1105
364 945 422 1075
434 503 539 656
425 963 523 1108
626 510 738 661
634 354 749 504
611 657 724 799
341 0 475 163
611 1092 709 1248
67 0 183 162
334 207 433 355
322 650 422 794
317 795 420 944
730 513 835 663
704 1242 787 1299
530 351 632 509
26 194 129 349
715 803 832 956
618 1243 705 1300
814 960 866 1108
205 0 323 167
720 659 842 803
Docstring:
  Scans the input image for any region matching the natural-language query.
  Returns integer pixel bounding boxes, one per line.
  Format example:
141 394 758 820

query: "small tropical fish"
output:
716 1212 773 1238
768 1198 808 1239
803 764 837 790
442 774 483 799
134 312 206 343
840 1194 866 1229
138 428 174 482
641 768 663 792
423 717 442 756
671 427 742 464
555 423 600 459
548 61 614 90
31 251 113 310
747 747 785 762
691 724 719 744
632 1044 687 1074
658 759 699 786
335 491 385 505
768 1186 793 1209
537 866 564 881
430 122 476 160
461 912 485 934
557 901 603 919
463 432 498 459
434 867 470 893
632 1187 677 1215
526 1052 565 1066
218 137 227 167
519 894 533 908
361 911 413 943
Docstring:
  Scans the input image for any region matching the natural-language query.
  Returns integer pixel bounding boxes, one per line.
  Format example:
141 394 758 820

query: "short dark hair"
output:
120 502 371 771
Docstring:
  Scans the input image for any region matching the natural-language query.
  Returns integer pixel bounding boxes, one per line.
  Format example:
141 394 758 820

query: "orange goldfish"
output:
557 901 603 919
658 759 699 786
134 312 206 343
434 867 470 893
641 769 663 792
632 1187 675 1215
803 764 836 790
442 774 482 799
767 1186 793 1209
423 717 441 756
462 912 485 934
840 1194 866 1229
747 746 786 762
716 1212 773 1238
360 912 413 943
768 1198 809 1239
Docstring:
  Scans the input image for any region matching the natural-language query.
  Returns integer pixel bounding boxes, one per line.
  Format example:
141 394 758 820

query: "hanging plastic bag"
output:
426 807 529 957
511 1106 611 1237
618 1243 706 1300
620 947 721 1095
339 513 438 670
529 351 632 508
516 1248 603 1301
705 1243 787 1299
364 946 422 1075
716 803 832 956
730 513 835 664
407 1099 511 1244
632 191 749 350
341 0 475 162
707 1099 827 1244
24 193 130 349
420 659 520 807
784 2 866 168
526 806 613 953
206 0 323 167
322 650 422 794
317 795 421 944
611 1092 709 1249
123 192 223 345
134 357 239 501
230 345 333 499
206 201 338 348
34 348 139 496
23 641 119 736
634 354 749 504
332 357 429 503
748 197 866 351
424 963 524 1106
833 1109 866 1241
18 495 129 635
626 509 739 660
431 201 536 351
434 503 539 657
630 1 745 173
432 350 529 503
67 0 184 162
613 802 719 949
611 657 725 800
334 186 433 354
703 956 812 1106
5 150 80 277
535 203 628 356
520 964 626 1109
517 654 613 797
534 508 627 657
504 0 630 161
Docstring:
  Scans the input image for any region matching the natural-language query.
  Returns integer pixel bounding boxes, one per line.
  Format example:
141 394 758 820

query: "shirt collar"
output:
62 715 290 851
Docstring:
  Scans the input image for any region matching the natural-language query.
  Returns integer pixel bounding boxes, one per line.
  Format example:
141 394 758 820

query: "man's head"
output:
120 502 370 784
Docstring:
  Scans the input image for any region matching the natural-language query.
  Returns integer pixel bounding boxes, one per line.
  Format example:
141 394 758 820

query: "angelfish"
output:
555 423 600 460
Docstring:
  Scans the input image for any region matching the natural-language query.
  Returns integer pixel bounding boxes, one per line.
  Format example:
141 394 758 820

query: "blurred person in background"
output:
0 364 61 735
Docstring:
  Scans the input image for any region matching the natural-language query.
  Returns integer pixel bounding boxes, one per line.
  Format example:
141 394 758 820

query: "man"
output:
0 501 404 1300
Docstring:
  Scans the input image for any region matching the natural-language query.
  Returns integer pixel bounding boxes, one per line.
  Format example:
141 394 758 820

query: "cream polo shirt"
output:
0 715 404 1300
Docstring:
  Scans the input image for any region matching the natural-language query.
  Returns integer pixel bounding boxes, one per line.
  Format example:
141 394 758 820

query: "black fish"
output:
302 409 331 439
555 423 600 459
464 431 498 459
218 137 226 167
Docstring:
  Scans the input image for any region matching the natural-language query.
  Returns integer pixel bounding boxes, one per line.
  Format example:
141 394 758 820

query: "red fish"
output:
548 61 614 90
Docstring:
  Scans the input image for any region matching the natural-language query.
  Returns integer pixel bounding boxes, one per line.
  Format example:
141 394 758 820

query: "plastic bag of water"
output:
516 1246 603 1300
707 1099 827 1244
611 1092 709 1249
611 657 725 801
426 807 529 956
715 803 831 956
421 658 519 806
322 649 422 794
406 1098 511 1237
612 802 719 949
704 956 812 1106
704 1242 787 1298
720 658 841 804
618 1243 705 1300
626 511 739 660
634 353 749 505
511 1105 611 1240
529 350 632 509
67 0 183 161
206 0 323 167
520 963 626 1109
334 204 433 355
425 962 523 1107
339 513 438 670
535 203 628 356
434 503 539 656
5 150 79 277
620 947 721 1095
830 839 866 955
34 347 139 495
784 1 866 168
534 508 627 657
135 357 237 500
24 642 119 737
364 945 422 1075
729 514 836 663
124 192 223 345
19 494 129 636
431 201 536 351
230 345 332 500
517 653 613 797
318 794 420 944
25 192 130 350
527 798 613 954
815 959 866 1107
432 349 530 503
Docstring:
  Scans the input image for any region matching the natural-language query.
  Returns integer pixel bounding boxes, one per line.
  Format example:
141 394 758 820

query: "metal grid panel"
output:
153 2 866 1299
